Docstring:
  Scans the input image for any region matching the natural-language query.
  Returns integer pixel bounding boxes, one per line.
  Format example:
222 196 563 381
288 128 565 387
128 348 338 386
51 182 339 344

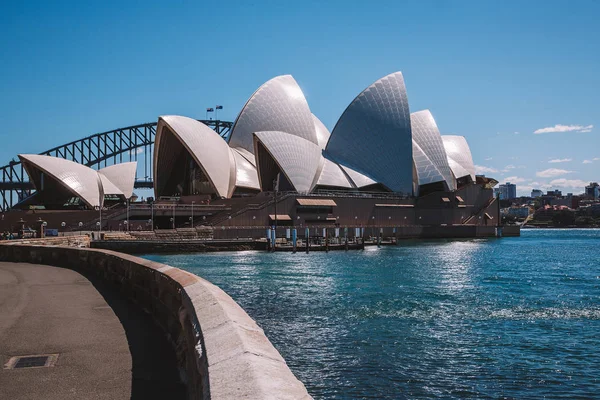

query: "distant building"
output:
546 190 562 197
531 189 543 198
498 182 517 200
585 182 599 200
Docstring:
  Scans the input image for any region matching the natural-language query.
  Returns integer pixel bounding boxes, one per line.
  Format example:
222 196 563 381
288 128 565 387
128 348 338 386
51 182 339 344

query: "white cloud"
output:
594 157 600 161
548 158 572 163
583 160 593 164
500 164 517 173
533 124 593 134
485 157 493 161
475 165 498 174
536 168 573 178
548 178 589 189
129 148 144 156
502 176 528 183
514 131 520 135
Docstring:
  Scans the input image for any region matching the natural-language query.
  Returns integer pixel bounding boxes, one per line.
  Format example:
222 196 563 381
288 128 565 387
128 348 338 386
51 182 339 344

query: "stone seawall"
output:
0 244 311 400
92 239 267 254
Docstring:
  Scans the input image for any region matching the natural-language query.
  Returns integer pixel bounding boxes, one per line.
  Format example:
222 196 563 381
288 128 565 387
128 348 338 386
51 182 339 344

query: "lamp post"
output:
61 221 66 237
191 201 195 228
170 217 174 230
151 202 154 230
99 207 102 234
272 173 280 252
126 198 130 231
172 202 176 229
78 221 83 236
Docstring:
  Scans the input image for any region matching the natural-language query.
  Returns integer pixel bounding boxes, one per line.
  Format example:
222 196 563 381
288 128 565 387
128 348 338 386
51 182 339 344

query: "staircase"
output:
462 197 496 225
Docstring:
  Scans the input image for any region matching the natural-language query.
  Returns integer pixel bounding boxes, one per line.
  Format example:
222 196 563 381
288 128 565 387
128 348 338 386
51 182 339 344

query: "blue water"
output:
143 230 600 399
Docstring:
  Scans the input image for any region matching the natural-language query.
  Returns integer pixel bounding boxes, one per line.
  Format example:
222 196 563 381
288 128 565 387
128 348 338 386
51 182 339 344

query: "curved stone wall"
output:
0 243 311 399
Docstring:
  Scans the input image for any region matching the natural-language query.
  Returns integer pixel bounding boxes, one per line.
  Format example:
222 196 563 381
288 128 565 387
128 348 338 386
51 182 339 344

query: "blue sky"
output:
1 0 598 196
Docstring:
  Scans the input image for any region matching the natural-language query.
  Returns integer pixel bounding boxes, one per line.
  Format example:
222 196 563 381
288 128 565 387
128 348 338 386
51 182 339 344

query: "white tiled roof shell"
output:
98 162 137 199
231 147 256 167
98 173 123 196
412 140 447 187
410 110 456 191
19 154 104 208
325 71 413 194
229 75 318 154
230 148 260 190
446 158 470 182
316 157 353 188
253 131 321 194
312 114 331 150
154 116 235 198
339 164 377 188
442 135 476 181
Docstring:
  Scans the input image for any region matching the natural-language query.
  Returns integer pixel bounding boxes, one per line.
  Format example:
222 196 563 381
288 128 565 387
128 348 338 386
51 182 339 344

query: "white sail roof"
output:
339 164 377 188
442 135 476 181
230 147 260 190
410 110 456 191
316 157 353 188
412 140 447 187
19 154 104 208
312 114 331 150
98 162 136 199
229 75 318 154
325 71 413 194
154 116 235 198
253 131 321 193
98 173 123 196
231 146 256 167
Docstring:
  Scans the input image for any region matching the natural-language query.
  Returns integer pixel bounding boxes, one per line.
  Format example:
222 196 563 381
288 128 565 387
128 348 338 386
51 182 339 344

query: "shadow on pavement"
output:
81 270 187 400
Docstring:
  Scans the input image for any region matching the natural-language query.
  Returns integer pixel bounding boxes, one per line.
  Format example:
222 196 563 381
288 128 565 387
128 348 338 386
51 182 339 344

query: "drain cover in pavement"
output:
4 354 59 369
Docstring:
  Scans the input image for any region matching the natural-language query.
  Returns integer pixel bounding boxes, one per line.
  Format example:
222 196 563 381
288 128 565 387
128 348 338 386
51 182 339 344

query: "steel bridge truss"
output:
0 119 233 211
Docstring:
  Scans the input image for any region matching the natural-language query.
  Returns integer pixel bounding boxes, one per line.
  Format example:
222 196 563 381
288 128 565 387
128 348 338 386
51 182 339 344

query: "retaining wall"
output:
0 243 311 400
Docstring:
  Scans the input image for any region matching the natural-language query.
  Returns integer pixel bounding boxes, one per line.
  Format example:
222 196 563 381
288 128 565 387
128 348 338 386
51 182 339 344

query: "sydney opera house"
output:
11 71 500 237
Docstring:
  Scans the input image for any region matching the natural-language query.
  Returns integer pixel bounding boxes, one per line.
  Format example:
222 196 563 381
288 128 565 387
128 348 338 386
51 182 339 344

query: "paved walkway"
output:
0 261 186 400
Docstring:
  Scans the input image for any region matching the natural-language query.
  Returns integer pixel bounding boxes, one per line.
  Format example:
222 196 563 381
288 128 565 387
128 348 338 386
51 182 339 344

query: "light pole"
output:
170 217 174 230
78 221 83 236
61 221 66 237
96 221 100 238
191 201 195 228
99 207 102 234
172 201 176 230
151 202 154 230
126 198 130 231
272 175 279 252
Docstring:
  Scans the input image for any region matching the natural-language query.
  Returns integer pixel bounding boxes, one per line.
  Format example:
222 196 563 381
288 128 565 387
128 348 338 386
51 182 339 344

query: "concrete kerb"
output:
0 243 311 400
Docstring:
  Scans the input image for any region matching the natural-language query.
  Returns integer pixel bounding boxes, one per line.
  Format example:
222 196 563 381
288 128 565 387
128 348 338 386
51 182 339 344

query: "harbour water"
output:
143 229 600 399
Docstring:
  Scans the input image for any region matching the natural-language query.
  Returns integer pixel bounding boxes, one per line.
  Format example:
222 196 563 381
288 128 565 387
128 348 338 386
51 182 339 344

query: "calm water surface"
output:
143 229 600 399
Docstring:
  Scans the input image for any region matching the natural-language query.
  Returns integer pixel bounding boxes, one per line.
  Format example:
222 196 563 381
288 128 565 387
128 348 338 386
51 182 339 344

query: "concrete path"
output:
0 261 186 400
